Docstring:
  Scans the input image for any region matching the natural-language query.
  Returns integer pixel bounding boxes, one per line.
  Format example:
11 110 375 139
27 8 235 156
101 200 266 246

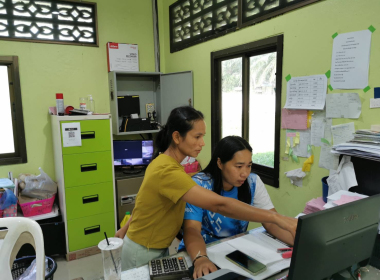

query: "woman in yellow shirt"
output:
116 106 297 271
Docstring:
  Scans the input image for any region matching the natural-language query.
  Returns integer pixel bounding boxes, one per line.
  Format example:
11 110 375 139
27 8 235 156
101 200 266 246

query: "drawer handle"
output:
82 195 99 204
80 163 97 172
121 194 137 206
81 131 96 139
84 225 100 235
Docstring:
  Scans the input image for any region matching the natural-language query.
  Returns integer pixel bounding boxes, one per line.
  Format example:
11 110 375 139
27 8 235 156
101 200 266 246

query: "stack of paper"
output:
331 129 380 161
323 190 368 209
207 227 291 280
303 197 326 214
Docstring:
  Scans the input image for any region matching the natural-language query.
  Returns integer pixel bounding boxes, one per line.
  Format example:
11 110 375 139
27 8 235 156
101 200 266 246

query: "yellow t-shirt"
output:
127 154 196 249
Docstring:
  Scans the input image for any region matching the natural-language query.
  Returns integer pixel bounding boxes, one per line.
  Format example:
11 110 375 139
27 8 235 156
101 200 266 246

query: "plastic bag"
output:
22 168 57 199
0 189 17 210
16 257 49 280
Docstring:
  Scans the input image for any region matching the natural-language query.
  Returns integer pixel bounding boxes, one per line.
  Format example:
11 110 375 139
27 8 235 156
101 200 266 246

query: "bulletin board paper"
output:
284 75 327 110
330 30 372 89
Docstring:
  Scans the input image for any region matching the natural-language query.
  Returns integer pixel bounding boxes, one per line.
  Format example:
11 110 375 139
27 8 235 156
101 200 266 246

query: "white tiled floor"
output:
53 239 181 280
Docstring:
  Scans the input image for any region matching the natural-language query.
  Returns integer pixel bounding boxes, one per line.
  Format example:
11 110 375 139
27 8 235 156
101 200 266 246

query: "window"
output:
169 0 320 52
211 35 283 188
0 56 27 165
0 0 98 47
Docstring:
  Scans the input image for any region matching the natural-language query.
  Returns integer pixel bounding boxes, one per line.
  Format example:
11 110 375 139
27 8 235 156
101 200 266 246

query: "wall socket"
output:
146 103 155 118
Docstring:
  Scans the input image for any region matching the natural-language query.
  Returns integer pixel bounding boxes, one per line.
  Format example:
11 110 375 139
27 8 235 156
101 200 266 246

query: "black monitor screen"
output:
288 194 380 280
113 140 153 166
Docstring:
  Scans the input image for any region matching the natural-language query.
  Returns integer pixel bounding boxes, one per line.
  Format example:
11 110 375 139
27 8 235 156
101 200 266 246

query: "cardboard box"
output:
66 245 101 261
107 42 139 72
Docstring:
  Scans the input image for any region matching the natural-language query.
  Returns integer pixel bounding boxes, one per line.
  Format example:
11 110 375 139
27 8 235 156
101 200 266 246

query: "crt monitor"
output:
288 194 380 280
113 140 153 166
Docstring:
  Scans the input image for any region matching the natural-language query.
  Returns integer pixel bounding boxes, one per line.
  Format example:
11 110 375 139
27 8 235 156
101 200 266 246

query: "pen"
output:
277 248 293 253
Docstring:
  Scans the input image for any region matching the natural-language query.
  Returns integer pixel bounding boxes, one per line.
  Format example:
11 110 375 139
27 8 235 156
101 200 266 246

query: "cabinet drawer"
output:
63 151 113 188
61 120 111 154
66 182 114 220
67 212 115 252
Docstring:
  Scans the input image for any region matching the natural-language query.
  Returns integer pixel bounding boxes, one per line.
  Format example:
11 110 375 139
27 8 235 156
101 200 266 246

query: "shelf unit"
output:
108 71 194 135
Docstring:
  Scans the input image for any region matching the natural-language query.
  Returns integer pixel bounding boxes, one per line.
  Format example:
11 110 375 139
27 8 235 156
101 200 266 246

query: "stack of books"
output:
331 129 380 161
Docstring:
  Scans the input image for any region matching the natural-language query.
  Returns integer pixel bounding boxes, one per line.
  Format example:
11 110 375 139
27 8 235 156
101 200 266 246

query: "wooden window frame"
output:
211 35 283 188
0 56 27 166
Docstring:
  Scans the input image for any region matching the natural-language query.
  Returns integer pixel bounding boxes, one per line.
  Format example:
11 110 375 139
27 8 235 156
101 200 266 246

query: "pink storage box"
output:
19 194 56 217
0 192 17 218
184 161 199 174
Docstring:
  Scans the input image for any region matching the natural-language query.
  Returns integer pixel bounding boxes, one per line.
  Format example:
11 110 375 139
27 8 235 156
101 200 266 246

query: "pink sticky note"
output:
281 109 308 130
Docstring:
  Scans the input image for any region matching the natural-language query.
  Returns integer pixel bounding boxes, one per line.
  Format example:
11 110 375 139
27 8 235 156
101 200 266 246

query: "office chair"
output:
0 217 45 280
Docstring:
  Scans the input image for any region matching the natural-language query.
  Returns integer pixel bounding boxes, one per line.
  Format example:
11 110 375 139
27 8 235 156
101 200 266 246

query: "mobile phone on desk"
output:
225 250 267 276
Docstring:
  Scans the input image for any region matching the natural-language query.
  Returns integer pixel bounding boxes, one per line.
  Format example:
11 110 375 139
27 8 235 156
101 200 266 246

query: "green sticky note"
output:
368 25 376 33
328 84 333 91
287 129 296 133
363 86 371 93
325 70 331 79
285 74 292 82
292 153 299 163
332 32 338 39
307 144 312 154
321 138 330 145
289 148 293 156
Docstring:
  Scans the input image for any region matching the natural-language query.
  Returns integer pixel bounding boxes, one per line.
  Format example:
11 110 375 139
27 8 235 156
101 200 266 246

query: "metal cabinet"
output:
115 173 144 228
108 71 194 135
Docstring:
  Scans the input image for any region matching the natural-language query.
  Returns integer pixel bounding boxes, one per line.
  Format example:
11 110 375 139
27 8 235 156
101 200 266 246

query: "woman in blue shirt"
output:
180 136 294 279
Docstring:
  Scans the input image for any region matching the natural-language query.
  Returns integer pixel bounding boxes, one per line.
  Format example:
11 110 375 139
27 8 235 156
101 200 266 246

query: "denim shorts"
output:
121 235 169 271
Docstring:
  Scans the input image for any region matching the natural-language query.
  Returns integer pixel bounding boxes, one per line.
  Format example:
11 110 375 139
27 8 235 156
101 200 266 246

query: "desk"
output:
121 228 380 280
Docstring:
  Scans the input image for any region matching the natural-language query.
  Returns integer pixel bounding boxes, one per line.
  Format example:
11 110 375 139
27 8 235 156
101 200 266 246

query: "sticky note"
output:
307 144 312 154
307 111 313 128
281 109 308 130
302 155 314 172
294 132 300 145
363 86 371 93
321 138 330 145
291 153 299 163
368 25 376 33
285 74 292 82
289 147 293 156
325 70 331 78
332 32 338 39
285 139 290 154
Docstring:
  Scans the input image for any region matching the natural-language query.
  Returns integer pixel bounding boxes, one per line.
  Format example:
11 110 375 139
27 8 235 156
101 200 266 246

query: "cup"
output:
98 237 123 280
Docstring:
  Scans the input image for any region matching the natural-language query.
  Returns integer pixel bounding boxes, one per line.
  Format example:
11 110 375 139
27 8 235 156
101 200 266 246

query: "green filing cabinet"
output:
51 115 117 255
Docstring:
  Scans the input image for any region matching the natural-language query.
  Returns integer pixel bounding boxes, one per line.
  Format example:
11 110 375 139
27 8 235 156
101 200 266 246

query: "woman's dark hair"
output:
154 106 204 158
197 136 252 204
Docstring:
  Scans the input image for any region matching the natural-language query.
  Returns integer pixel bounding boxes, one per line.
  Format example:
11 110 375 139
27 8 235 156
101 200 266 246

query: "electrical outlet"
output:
146 103 155 118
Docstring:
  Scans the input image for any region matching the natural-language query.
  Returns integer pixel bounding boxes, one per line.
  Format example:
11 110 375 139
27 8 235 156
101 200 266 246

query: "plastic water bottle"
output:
120 211 131 228
88 95 95 114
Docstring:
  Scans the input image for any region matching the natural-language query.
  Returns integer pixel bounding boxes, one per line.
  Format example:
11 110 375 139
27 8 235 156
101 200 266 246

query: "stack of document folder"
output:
331 129 380 161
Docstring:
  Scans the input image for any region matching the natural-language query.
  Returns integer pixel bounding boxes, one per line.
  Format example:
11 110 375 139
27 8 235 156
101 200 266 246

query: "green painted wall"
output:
0 0 156 180
158 0 380 220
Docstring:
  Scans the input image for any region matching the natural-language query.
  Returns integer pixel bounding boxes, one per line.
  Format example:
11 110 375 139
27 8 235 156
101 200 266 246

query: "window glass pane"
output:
249 52 276 167
0 65 15 154
221 57 242 138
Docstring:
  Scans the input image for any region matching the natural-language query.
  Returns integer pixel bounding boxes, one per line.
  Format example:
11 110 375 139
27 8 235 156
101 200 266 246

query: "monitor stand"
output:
122 166 143 175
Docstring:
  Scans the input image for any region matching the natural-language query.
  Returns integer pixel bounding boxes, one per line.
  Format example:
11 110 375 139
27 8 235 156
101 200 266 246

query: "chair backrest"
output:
0 217 45 280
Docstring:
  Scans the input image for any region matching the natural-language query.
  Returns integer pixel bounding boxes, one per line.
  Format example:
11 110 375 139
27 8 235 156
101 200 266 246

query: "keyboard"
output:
149 256 191 280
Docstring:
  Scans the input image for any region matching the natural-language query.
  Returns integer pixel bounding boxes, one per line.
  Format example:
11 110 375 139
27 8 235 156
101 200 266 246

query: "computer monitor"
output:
288 194 380 280
113 140 153 167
